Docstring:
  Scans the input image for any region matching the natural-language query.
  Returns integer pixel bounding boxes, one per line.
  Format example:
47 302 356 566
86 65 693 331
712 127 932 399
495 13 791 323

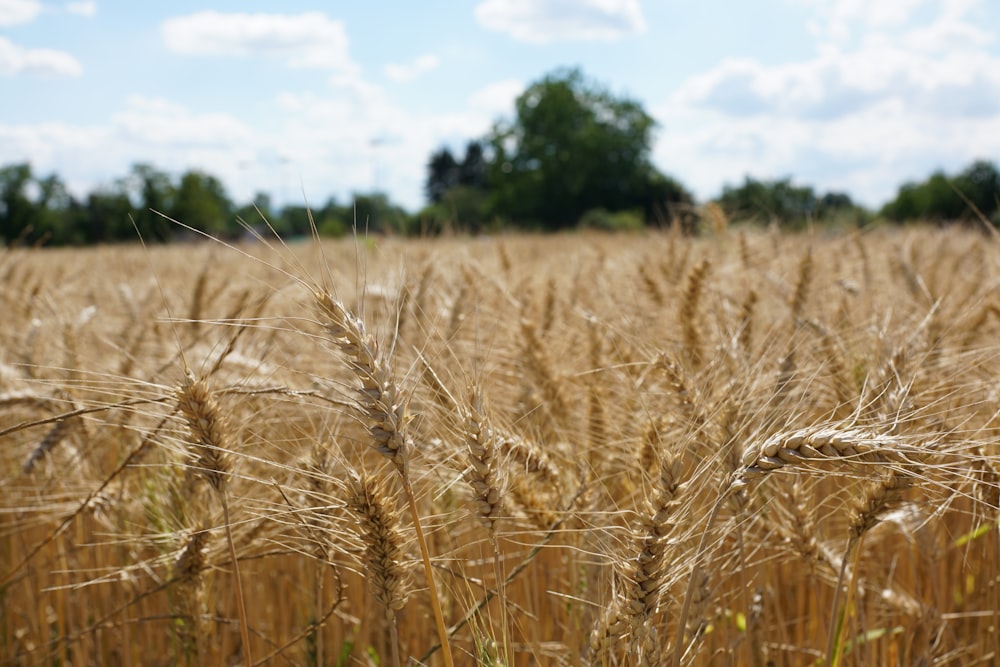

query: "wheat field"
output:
2 224 1000 666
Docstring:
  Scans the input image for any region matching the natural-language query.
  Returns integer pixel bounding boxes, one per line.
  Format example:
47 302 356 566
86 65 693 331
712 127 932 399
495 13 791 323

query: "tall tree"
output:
880 161 1000 224
0 163 37 243
458 141 487 189
484 68 688 228
128 163 176 242
170 170 233 237
426 148 459 204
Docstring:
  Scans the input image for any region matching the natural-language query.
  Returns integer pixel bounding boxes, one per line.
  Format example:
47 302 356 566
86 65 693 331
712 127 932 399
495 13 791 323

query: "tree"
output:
34 173 80 244
170 170 233 237
953 160 1000 221
82 187 134 243
484 68 689 229
0 163 37 243
717 177 820 228
127 163 175 242
880 161 1000 224
457 141 487 189
426 148 459 204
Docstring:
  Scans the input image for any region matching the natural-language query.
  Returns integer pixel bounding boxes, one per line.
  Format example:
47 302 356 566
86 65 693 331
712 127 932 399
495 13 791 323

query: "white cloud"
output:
161 11 355 71
474 0 646 43
65 1 96 17
0 36 83 76
0 0 41 26
270 79 510 207
112 95 254 148
384 54 440 82
0 76 520 211
653 0 1000 205
467 79 524 115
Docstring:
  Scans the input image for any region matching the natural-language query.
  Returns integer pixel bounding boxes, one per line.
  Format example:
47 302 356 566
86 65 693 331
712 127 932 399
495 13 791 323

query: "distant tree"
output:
127 163 175 242
34 173 80 244
421 140 492 233
235 191 277 237
458 141 487 189
426 148 460 204
0 163 37 243
80 186 134 243
953 160 1000 221
484 67 690 229
882 171 965 222
170 170 233 237
352 192 408 234
717 177 819 228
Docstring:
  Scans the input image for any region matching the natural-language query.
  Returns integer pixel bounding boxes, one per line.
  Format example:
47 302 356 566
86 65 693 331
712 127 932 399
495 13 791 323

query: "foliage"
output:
170 170 234 237
579 207 645 231
483 67 691 229
716 176 864 228
881 160 1000 225
415 186 492 235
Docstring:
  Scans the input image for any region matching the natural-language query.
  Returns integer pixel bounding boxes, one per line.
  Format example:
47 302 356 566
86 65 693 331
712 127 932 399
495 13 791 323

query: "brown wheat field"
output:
3 224 1000 666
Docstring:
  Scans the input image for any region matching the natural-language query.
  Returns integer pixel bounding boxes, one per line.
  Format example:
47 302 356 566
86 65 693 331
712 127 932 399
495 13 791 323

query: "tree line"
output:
2 68 998 245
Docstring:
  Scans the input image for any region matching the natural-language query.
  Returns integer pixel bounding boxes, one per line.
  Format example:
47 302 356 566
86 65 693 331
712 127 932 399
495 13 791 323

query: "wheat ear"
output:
176 373 251 667
346 469 409 667
314 290 455 667
464 385 510 660
826 469 912 666
591 452 682 665
679 258 711 369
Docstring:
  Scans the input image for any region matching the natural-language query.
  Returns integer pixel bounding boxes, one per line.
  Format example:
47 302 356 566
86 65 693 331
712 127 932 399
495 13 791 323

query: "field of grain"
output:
2 225 1000 666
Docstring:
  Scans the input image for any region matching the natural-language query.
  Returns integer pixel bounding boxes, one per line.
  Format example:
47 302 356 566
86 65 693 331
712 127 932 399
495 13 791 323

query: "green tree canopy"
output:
0 163 36 243
881 160 1000 224
168 170 234 237
484 68 690 229
716 176 863 228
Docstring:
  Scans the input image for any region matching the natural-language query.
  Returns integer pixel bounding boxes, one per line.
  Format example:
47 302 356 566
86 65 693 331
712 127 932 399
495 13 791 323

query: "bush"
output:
579 208 645 231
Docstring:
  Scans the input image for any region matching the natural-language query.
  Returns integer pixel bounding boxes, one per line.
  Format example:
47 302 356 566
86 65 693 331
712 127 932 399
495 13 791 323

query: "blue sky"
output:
2 0 999 212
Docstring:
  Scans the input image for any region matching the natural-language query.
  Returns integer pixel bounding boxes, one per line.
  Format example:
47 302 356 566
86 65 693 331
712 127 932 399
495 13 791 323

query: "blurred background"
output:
2 0 999 241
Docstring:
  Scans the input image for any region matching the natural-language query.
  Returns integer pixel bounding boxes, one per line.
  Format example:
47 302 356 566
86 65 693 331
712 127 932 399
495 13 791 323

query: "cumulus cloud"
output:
65 1 96 17
474 0 646 43
0 36 83 76
112 95 254 148
0 0 41 26
162 11 355 71
467 79 524 115
0 75 521 210
653 0 1000 205
384 54 440 82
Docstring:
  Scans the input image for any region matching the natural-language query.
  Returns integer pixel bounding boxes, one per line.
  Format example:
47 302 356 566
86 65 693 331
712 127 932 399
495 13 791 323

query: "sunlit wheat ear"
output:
827 468 914 665
314 290 412 474
679 257 711 369
464 386 504 532
176 372 233 492
174 529 211 660
519 317 570 427
849 468 913 539
739 425 908 474
346 469 410 618
590 452 683 664
738 288 758 356
789 247 813 328
174 371 251 666
315 289 455 667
